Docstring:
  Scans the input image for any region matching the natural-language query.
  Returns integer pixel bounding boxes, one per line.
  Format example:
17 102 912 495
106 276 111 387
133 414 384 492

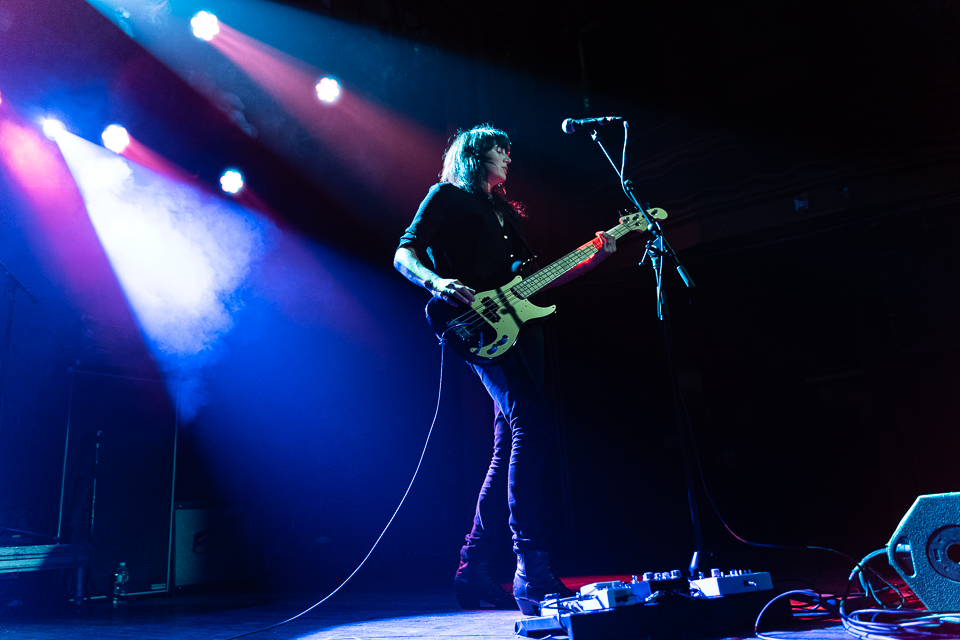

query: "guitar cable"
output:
220 335 452 640
666 347 922 638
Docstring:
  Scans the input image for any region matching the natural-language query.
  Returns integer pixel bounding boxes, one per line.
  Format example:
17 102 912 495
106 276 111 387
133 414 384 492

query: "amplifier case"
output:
59 370 177 598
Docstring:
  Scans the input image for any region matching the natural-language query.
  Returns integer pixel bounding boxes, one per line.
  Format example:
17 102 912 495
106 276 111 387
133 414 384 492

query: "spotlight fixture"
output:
315 77 340 103
41 118 66 140
220 169 244 194
191 11 220 41
101 124 131 153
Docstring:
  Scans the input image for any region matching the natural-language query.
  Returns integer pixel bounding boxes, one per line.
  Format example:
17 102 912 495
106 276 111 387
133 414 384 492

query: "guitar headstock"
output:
620 208 668 232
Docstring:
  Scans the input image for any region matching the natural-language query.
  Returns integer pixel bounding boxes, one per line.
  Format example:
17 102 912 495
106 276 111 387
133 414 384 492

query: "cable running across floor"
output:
221 338 451 640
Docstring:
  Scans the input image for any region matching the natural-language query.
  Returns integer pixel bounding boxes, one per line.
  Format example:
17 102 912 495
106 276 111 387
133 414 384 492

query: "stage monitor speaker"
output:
60 370 177 598
888 492 960 611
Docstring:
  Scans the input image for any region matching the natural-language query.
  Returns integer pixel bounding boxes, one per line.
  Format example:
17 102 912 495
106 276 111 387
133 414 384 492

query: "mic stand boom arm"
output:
589 125 695 292
586 121 704 567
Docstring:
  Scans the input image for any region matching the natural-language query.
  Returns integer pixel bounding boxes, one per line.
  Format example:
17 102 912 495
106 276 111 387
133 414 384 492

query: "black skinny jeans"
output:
464 326 555 555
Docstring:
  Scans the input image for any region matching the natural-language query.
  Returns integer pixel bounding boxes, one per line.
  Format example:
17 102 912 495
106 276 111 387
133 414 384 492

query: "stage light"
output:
220 169 244 194
41 118 66 140
315 77 340 103
101 124 130 153
191 11 219 41
49 131 270 420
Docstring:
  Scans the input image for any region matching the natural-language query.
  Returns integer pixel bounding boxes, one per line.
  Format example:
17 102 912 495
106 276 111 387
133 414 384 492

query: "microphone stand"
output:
587 123 704 569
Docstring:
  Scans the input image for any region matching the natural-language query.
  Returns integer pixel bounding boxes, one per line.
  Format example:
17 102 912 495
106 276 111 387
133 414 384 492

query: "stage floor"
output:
3 573 890 640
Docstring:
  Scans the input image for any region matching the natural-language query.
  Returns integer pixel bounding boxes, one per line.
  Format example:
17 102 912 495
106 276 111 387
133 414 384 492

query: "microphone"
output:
561 116 622 134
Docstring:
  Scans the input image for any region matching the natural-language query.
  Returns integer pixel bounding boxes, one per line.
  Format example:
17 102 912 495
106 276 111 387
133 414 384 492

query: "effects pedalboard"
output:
516 569 782 640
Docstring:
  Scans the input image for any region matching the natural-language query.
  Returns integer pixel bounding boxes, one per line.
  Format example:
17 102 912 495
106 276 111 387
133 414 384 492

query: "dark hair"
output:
440 124 522 216
440 124 510 192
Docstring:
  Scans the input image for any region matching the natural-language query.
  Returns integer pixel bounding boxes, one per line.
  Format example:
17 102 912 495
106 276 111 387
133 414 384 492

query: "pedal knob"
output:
670 570 682 579
642 572 654 581
711 568 722 578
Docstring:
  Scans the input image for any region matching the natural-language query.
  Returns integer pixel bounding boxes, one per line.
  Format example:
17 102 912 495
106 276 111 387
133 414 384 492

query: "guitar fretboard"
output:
513 220 640 299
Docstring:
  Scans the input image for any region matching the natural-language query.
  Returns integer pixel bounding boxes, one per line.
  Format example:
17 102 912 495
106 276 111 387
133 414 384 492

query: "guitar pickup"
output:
479 297 501 322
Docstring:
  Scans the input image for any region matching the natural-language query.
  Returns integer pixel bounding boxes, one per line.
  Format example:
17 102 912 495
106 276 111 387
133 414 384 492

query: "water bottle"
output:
112 562 130 604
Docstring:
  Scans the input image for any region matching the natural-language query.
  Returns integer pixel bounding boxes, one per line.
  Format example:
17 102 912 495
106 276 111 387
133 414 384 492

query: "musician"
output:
393 124 615 614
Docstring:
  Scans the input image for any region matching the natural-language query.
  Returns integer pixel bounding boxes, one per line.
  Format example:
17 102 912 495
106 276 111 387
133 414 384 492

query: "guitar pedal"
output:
578 579 652 610
690 570 772 597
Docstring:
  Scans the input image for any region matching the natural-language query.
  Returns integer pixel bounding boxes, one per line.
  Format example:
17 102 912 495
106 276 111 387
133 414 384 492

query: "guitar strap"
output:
502 211 537 271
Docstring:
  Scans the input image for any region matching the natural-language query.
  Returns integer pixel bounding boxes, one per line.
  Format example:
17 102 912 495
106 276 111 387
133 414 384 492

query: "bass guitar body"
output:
423 208 668 366
424 276 555 366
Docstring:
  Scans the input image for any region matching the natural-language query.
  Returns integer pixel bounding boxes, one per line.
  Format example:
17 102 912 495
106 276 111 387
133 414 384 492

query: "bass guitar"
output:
425 208 667 365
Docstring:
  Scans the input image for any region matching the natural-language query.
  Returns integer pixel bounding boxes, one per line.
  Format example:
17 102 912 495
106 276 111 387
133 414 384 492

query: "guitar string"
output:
442 214 659 340
446 245 600 334
445 288 520 336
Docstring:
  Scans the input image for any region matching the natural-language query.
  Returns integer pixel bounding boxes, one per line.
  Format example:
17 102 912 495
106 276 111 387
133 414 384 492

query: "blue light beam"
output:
51 130 272 421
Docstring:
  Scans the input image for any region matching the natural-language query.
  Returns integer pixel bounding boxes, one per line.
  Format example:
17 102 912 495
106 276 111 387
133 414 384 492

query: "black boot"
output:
454 548 518 610
513 550 575 615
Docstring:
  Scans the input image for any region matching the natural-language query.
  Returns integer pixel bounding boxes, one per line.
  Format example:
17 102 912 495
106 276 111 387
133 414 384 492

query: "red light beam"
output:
208 23 444 208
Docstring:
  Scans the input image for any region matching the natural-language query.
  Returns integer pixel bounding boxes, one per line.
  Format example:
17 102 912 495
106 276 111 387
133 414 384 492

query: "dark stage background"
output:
1 0 959 599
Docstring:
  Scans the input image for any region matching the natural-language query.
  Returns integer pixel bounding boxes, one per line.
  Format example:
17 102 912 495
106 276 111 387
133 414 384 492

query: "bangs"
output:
490 133 511 153
478 129 511 154
464 125 510 155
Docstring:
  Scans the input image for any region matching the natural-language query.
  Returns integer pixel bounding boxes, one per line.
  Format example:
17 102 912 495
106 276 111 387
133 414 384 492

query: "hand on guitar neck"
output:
539 230 616 293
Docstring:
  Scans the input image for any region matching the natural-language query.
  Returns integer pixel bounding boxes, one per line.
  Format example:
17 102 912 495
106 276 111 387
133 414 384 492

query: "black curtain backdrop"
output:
1 0 959 591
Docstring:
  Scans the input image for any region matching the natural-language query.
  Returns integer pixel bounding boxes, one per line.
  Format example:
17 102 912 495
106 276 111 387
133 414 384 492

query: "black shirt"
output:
398 183 535 292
